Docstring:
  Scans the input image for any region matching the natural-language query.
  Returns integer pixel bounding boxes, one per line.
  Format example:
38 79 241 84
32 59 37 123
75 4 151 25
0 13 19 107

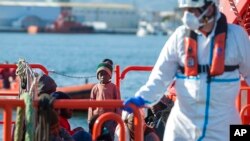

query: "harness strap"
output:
179 65 239 74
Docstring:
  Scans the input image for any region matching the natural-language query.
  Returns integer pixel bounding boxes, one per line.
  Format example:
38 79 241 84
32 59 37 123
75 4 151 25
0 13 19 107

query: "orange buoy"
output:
27 25 38 34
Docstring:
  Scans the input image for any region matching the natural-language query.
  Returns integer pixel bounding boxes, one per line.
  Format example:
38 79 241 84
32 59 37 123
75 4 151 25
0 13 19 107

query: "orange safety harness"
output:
179 13 239 77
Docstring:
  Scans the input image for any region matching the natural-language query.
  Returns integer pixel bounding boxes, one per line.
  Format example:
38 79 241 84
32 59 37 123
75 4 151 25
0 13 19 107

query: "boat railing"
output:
0 64 49 75
0 99 143 141
2 63 249 115
238 81 250 124
1 63 250 139
240 104 250 124
0 63 49 97
114 65 153 99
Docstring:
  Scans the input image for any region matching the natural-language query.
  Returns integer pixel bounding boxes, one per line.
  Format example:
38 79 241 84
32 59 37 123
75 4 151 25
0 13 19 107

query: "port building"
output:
0 1 139 33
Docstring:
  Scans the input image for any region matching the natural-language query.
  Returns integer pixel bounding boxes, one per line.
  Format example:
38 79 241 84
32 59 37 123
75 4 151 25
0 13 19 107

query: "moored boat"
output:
38 10 95 34
0 83 95 99
57 83 95 99
0 63 94 99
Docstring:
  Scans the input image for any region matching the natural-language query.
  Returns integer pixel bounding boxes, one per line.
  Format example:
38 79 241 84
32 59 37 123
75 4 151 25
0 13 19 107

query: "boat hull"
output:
0 83 95 99
57 83 95 99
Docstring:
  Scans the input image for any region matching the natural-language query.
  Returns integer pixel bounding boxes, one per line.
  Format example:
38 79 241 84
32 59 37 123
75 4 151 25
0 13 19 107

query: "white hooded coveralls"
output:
135 13 250 141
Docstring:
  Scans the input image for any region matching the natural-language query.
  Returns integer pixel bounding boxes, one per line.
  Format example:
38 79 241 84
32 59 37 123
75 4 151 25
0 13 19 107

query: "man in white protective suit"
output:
124 0 250 140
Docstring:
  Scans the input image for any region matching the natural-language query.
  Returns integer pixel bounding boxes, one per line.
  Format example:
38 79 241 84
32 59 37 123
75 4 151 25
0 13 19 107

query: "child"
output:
49 108 74 141
102 58 113 66
88 61 121 139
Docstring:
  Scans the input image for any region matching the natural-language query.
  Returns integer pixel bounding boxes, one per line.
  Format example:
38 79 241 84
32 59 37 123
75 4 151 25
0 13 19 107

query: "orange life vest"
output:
183 13 230 76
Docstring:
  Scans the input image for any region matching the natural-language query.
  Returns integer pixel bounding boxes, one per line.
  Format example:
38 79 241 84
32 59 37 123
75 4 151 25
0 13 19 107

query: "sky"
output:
74 0 178 11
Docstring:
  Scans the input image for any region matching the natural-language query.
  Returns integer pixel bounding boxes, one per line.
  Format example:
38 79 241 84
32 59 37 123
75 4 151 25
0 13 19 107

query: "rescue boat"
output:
42 10 94 33
57 83 95 99
0 1 250 141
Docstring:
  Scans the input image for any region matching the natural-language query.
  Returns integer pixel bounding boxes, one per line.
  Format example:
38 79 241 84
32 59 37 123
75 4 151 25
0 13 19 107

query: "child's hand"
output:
123 96 145 113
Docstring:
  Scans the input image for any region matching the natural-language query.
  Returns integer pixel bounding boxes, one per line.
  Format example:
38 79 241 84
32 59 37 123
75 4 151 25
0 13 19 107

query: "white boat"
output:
136 20 155 37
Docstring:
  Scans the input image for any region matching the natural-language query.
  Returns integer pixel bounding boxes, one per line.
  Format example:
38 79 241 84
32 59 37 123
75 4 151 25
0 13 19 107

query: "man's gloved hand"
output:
123 96 145 113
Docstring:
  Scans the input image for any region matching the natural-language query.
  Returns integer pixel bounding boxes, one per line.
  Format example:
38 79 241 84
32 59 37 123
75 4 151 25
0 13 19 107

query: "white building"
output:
0 1 139 33
70 2 139 33
0 1 60 30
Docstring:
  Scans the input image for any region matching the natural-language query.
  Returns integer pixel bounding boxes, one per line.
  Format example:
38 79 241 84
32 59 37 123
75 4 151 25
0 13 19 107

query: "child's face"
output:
60 108 73 119
98 70 110 84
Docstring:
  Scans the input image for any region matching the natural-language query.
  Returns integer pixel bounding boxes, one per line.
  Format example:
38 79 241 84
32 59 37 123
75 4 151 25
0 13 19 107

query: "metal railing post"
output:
115 65 120 90
92 112 126 141
3 106 12 141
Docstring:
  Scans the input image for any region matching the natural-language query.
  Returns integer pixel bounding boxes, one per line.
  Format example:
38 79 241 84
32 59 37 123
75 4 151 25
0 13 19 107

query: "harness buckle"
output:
199 65 209 73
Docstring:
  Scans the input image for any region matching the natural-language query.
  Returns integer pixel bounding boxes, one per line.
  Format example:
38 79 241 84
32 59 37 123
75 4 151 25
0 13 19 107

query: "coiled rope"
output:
23 92 35 141
228 0 250 35
228 0 245 27
14 59 37 141
16 59 38 98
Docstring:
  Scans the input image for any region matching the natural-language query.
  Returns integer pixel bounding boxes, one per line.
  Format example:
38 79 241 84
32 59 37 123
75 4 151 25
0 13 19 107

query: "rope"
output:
228 0 245 27
14 104 25 141
243 3 250 35
23 92 35 141
16 59 38 98
14 59 37 141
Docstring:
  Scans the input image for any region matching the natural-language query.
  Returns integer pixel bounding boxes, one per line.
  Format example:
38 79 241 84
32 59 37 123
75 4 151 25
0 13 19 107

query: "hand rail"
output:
0 63 49 96
240 104 250 124
92 112 126 141
0 99 143 141
0 64 49 75
114 65 153 90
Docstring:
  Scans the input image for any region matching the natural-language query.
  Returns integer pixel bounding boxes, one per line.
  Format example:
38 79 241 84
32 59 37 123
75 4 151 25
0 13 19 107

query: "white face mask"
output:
181 6 214 30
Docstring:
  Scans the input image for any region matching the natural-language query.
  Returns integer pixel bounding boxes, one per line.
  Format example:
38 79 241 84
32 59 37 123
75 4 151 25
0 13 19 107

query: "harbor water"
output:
0 33 168 138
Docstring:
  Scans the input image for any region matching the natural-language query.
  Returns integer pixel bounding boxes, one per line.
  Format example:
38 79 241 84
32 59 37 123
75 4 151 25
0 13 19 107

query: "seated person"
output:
49 108 74 141
89 114 113 141
51 91 92 141
37 74 57 96
114 111 160 141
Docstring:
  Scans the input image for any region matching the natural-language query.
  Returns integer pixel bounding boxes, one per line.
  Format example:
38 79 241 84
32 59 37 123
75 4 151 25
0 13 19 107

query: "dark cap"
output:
96 62 113 78
37 74 57 95
51 91 71 99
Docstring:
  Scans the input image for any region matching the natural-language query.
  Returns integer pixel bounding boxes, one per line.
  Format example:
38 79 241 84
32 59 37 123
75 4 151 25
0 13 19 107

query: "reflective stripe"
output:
175 74 200 80
175 73 239 140
175 74 239 82
197 82 211 141
211 77 240 82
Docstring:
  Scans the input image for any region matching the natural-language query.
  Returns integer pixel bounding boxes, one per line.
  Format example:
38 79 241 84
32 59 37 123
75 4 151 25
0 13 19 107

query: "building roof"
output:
0 1 134 10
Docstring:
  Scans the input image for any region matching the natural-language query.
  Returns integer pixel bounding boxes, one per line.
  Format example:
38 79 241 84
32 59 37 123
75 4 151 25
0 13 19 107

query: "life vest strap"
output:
179 65 239 74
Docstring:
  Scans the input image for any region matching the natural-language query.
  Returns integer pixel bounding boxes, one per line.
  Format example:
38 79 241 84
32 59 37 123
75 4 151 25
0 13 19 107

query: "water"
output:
0 33 168 139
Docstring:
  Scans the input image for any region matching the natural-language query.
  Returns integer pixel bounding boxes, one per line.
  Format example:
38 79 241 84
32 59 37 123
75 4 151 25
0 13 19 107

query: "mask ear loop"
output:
198 2 215 24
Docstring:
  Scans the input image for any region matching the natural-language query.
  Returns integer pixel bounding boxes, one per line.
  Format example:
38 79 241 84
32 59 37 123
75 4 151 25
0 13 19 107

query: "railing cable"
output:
48 70 96 83
48 70 95 79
